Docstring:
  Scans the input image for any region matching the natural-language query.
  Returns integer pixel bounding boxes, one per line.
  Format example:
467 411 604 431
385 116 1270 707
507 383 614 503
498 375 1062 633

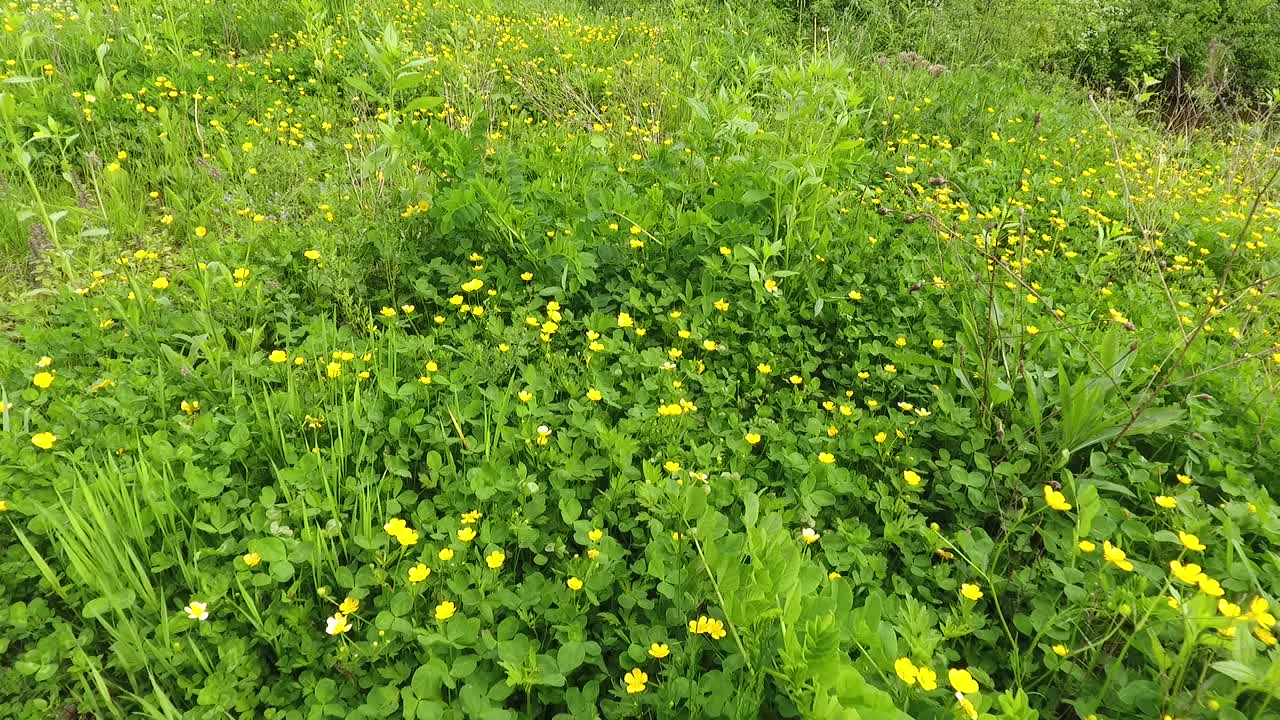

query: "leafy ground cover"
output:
1 0 1279 718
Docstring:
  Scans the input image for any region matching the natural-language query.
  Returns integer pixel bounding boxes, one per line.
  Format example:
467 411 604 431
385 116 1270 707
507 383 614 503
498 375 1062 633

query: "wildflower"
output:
31 432 57 450
438 548 455 561
714 299 730 312
304 250 321 261
895 657 919 685
916 666 938 690
586 388 603 402
1052 644 1069 657
1176 474 1193 485
745 432 761 445
1218 600 1241 618
817 452 835 465
183 601 209 621
648 643 670 659
0 500 7 512
932 339 944 349
269 350 288 363
960 583 983 601
757 363 772 375
1169 560 1205 585
485 550 505 569
1102 541 1134 572
1247 597 1276 627
242 552 261 568
325 613 351 635
1078 540 1096 552
958 695 978 720
948 668 979 695
1198 576 1225 597
152 276 170 290
380 306 397 317
383 518 407 535
408 563 431 583
617 312 634 328
181 400 200 415
518 390 533 403
1178 531 1206 552
588 528 604 542
624 668 648 694
875 432 888 443
1043 485 1072 511
1256 627 1278 646
32 372 54 389
903 470 922 486
801 528 820 544
458 527 477 543
1155 495 1177 509
195 226 207 237
326 362 342 378
567 577 584 591
434 601 456 620
36 356 52 368
587 548 601 559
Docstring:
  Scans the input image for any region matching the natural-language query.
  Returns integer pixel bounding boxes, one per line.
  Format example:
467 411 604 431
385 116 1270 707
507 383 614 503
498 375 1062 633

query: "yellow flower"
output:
916 666 938 691
438 547 455 561
903 469 922 486
959 696 978 720
1155 495 1177 509
932 339 944 349
1247 597 1276 627
1178 531 1206 552
617 312 634 328
242 552 261 568
817 452 835 465
847 290 863 301
960 583 983 601
462 510 482 524
1256 626 1278 646
1052 644 1069 657
948 668 979 695
408 563 431 582
384 518 407 536
1176 473 1193 485
458 527 477 543
434 600 456 621
152 276 170 290
195 226 207 237
395 528 419 547
326 362 342 378
588 528 604 543
181 399 200 415
1043 485 1072 511
32 371 54 389
714 299 730 312
31 432 57 450
380 306 397 317
1025 325 1039 336
183 601 209 621
325 613 350 635
801 528 820 544
757 363 772 375
1198 576 1224 597
485 550 505 569
339 597 360 614
1218 599 1241 618
518 390 533 403
586 388 603 402
875 432 888 443
1078 540 1096 552
1102 541 1134 572
648 643 670 659
745 432 761 445
36 356 52 368
1169 560 1205 585
624 668 648 694
566 576 584 591
894 657 919 685
304 249 321 261
269 349 288 363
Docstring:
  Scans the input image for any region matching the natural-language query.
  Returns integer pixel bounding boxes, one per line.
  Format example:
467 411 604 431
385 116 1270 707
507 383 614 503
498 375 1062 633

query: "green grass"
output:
1 0 1279 718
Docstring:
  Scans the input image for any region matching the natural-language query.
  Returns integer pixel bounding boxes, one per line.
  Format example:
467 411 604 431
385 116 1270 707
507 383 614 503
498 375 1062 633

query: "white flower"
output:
183 601 209 621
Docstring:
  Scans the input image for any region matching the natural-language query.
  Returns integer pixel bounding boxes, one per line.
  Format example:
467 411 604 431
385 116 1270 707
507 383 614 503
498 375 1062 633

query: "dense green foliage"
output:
2 0 1279 719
